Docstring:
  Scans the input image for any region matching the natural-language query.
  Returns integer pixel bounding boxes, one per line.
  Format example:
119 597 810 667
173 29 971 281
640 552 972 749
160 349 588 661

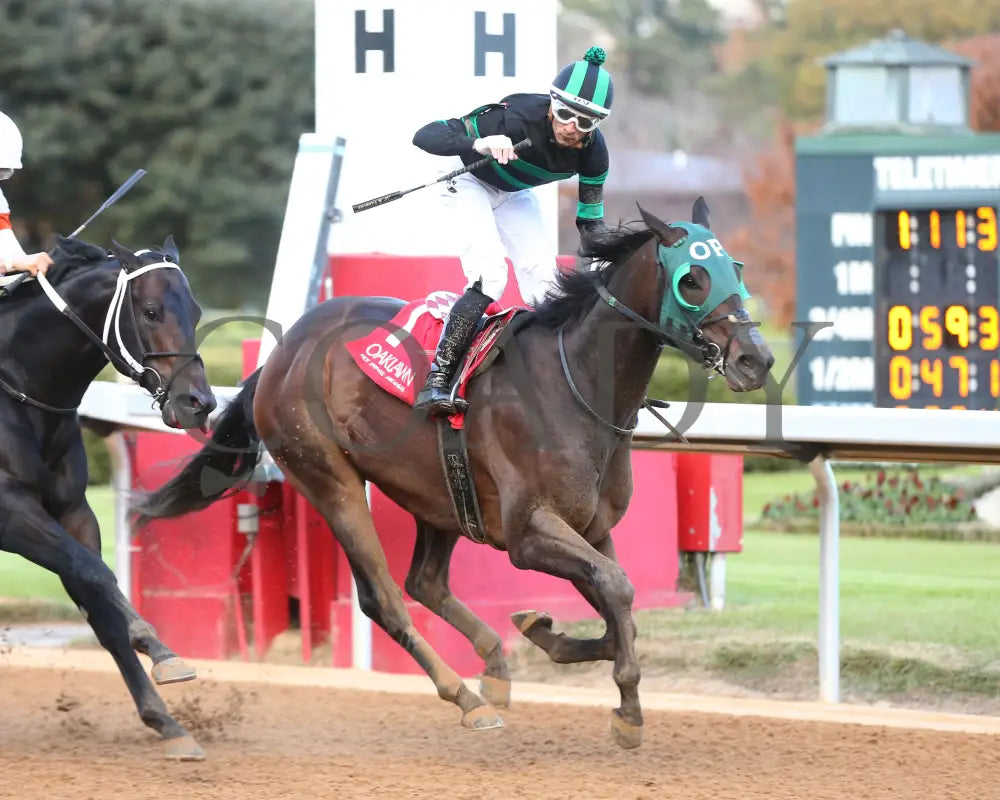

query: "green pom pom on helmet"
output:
551 45 613 119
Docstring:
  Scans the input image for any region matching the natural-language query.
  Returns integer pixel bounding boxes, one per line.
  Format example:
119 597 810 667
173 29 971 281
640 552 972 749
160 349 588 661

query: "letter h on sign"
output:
355 9 394 73
475 11 515 76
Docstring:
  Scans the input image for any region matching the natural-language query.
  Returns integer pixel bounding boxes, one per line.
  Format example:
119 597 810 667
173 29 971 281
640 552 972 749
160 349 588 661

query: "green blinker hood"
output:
655 222 750 329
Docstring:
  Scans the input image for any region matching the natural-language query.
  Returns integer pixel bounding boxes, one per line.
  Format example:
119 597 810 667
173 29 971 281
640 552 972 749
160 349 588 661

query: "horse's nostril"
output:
177 394 201 413
738 353 769 375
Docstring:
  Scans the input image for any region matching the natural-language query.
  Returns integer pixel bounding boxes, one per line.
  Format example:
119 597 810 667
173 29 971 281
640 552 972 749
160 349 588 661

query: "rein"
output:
0 259 201 414
557 266 755 439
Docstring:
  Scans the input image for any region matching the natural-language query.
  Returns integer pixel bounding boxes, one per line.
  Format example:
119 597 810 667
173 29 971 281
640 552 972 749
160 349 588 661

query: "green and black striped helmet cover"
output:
550 46 613 118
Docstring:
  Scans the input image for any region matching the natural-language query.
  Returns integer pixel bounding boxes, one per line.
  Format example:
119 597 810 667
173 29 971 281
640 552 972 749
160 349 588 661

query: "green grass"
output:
648 530 1000 662
742 465 817 523
730 464 1000 661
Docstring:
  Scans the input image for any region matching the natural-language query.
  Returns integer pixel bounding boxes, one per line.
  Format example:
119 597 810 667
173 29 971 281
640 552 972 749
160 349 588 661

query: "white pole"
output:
107 431 133 603
810 453 840 703
351 481 374 670
709 553 726 611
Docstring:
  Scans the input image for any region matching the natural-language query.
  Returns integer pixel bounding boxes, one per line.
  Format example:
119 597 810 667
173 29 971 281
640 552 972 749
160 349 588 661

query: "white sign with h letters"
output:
315 0 559 256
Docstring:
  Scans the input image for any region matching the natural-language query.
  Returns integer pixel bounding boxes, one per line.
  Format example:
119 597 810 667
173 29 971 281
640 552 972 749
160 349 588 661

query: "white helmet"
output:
0 111 23 170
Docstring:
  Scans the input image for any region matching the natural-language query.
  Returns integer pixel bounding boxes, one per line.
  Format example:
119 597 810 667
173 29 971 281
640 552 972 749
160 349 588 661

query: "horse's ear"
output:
161 235 180 263
692 196 711 229
636 202 686 247
109 239 141 272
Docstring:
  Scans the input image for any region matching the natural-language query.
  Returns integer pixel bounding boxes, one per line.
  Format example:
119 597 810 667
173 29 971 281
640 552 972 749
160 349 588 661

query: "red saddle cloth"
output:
345 291 526 427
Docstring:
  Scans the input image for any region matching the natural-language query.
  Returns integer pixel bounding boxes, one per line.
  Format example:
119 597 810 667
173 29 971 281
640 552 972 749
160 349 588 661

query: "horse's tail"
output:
131 368 264 526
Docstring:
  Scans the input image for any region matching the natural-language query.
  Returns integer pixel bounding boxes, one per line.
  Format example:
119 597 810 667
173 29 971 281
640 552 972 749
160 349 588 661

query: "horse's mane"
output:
531 223 655 330
45 236 114 285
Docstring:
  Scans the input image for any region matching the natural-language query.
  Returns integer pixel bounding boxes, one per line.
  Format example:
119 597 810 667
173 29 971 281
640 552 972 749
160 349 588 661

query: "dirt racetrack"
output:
2 647 999 800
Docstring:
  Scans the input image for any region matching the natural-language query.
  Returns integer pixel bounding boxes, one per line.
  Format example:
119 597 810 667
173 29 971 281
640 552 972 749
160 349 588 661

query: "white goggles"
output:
550 96 603 132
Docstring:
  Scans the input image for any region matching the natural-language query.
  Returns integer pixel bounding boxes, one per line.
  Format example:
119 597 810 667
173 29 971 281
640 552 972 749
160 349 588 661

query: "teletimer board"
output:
795 135 1000 409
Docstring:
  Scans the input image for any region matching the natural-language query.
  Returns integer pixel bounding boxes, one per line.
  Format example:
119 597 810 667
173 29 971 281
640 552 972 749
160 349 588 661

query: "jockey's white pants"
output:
432 157 557 306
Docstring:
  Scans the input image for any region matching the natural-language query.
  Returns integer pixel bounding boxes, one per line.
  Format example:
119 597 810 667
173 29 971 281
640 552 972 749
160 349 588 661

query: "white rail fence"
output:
80 382 1000 703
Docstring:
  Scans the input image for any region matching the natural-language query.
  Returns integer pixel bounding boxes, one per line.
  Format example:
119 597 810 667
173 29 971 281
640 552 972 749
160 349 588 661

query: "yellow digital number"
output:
889 355 912 400
944 305 970 348
930 210 941 249
979 306 999 350
992 361 1000 398
897 211 911 250
920 306 942 350
920 358 943 397
887 305 912 350
977 207 998 252
947 356 969 397
957 209 968 248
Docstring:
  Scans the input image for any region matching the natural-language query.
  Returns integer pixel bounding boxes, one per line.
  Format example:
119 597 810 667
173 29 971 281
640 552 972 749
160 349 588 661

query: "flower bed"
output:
758 468 1000 542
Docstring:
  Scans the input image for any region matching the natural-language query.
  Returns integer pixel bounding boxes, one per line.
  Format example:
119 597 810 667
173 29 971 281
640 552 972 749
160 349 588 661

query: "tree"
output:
947 35 1000 133
0 0 314 309
725 119 801 326
725 8 1000 327
754 0 1000 121
560 0 724 98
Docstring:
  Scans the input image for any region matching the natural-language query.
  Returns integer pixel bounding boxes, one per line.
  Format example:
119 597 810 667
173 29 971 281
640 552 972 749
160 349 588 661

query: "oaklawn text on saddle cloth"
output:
345 291 518 419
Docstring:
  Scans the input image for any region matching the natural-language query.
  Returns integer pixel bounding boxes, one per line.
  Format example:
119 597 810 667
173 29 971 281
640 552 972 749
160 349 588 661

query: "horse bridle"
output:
558 255 755 437
0 257 202 414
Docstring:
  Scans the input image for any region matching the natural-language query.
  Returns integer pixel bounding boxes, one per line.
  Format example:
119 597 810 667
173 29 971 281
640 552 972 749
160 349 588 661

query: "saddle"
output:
345 291 531 426
346 291 533 546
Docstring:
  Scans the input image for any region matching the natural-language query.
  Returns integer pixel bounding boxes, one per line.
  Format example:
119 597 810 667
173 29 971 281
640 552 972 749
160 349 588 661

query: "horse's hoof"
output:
479 674 511 709
162 734 206 762
461 704 504 731
511 609 552 636
151 656 197 685
609 709 643 750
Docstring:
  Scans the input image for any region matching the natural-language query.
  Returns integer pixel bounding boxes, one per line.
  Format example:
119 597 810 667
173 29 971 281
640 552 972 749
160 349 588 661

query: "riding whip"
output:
70 169 147 238
352 138 532 213
2 169 148 293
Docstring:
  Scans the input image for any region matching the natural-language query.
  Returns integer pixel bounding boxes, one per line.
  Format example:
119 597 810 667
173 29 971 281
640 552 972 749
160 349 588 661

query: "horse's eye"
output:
144 308 159 321
681 274 697 288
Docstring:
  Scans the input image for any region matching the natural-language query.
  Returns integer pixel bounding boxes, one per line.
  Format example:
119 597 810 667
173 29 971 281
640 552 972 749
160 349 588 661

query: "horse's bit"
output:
557 276 755 439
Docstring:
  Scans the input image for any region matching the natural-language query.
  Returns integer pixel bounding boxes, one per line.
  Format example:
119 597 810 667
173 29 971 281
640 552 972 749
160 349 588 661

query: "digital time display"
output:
874 207 1000 410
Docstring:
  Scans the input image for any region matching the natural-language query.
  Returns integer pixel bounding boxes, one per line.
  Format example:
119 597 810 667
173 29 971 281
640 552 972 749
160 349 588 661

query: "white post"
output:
709 553 726 611
257 133 345 369
351 481 374 670
810 453 840 703
107 431 133 603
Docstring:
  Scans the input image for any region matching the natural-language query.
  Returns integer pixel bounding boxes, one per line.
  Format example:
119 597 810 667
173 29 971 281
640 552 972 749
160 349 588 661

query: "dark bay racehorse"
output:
133 199 773 749
0 236 216 760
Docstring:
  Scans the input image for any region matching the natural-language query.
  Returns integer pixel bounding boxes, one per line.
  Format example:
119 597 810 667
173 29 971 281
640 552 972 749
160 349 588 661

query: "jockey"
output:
410 46 613 416
0 110 52 277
